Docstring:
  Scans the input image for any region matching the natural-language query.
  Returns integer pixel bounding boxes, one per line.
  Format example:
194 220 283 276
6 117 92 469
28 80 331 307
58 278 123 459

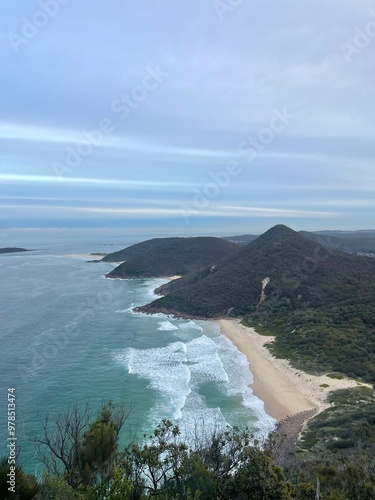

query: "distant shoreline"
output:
217 319 367 422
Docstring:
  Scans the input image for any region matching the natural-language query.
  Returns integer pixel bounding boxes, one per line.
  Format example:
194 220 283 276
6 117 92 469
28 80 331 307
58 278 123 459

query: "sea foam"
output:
211 334 276 435
157 321 179 331
113 317 275 440
179 320 203 332
114 341 191 423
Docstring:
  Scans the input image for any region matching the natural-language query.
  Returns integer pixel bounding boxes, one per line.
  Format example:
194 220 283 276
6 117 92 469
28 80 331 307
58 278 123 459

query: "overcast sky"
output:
1 0 374 239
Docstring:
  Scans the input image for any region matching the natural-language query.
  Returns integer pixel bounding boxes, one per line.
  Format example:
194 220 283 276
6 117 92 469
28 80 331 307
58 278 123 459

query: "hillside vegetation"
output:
137 225 375 382
297 387 375 459
281 386 375 497
101 238 180 262
106 237 238 278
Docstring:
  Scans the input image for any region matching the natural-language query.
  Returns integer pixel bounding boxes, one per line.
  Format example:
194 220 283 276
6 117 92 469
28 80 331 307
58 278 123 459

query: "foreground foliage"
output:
3 396 375 498
34 420 295 499
31 401 130 489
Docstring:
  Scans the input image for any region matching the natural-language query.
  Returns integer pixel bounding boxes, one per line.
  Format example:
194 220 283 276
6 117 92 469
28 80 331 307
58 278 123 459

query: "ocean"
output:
0 237 275 475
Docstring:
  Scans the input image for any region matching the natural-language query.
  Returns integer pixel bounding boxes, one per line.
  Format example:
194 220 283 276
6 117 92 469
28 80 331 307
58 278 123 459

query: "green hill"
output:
223 234 258 244
101 238 178 262
137 225 375 381
223 230 375 255
139 225 375 317
300 230 375 255
106 237 238 278
103 229 375 265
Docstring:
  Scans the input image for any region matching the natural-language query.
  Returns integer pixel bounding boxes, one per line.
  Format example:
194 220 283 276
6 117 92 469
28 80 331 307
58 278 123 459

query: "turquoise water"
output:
0 243 275 475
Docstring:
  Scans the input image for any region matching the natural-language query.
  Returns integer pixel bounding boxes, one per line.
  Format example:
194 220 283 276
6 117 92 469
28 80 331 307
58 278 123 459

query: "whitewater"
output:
0 240 275 475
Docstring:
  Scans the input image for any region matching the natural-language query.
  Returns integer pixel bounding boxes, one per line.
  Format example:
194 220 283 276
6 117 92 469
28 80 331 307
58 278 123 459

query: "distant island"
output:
0 247 31 254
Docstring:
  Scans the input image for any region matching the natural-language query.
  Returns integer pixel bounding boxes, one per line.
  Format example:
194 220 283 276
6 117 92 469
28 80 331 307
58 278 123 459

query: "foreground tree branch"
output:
31 401 133 488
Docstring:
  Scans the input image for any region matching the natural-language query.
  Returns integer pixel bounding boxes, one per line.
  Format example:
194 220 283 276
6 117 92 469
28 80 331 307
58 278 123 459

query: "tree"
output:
32 401 132 489
224 446 293 500
112 422 294 499
120 419 189 495
80 402 120 486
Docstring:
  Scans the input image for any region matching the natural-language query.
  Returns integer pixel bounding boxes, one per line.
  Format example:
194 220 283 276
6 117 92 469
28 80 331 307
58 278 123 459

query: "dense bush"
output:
5 392 375 499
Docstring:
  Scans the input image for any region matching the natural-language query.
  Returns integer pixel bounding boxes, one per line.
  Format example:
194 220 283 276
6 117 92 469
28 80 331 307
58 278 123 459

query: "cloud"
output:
0 173 196 189
0 0 374 233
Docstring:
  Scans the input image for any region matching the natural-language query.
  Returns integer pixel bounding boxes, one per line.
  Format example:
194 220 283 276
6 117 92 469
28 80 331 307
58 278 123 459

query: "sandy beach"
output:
63 253 103 259
218 319 366 421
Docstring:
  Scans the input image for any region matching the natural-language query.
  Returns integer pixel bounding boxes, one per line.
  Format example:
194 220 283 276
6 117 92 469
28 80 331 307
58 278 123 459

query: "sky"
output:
1 0 374 242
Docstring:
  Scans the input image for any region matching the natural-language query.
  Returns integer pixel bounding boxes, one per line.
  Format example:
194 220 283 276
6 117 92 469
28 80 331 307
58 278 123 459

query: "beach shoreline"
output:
63 253 105 259
218 319 366 422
